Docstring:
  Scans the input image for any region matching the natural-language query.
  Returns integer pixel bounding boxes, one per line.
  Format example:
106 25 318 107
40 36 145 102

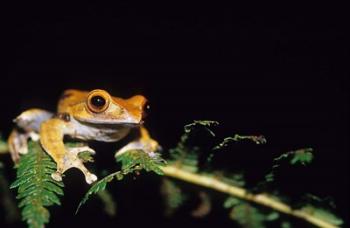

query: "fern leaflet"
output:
77 149 166 213
10 141 64 228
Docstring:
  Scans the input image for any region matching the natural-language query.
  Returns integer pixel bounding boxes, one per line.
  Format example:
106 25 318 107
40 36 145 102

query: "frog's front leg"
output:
115 127 160 157
40 118 97 184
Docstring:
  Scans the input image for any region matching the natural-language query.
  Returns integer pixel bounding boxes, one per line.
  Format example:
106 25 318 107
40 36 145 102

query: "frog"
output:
8 89 159 184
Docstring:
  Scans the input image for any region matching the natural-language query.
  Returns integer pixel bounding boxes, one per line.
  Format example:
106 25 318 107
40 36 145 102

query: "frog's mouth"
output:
74 116 142 127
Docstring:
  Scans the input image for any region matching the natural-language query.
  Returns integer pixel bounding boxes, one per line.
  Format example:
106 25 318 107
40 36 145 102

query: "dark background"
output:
1 3 348 228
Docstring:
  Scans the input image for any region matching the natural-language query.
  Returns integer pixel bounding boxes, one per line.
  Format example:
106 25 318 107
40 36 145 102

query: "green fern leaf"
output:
184 120 219 136
223 197 241 208
77 149 165 213
281 221 292 228
273 148 314 165
224 197 280 228
169 146 199 172
290 149 314 165
160 178 186 216
213 134 266 150
265 148 314 182
229 203 266 228
116 149 166 175
168 120 217 172
97 189 117 216
10 141 64 228
76 171 118 214
301 205 343 226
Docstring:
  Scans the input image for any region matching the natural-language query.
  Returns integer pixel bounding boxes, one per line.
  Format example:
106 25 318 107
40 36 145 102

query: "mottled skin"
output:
8 89 159 184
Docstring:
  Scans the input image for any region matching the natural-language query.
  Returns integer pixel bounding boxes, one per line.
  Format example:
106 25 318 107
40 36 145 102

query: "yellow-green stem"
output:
162 165 338 228
0 140 339 228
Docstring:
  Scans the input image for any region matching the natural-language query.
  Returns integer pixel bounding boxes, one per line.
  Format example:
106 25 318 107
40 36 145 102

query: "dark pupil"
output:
91 96 106 108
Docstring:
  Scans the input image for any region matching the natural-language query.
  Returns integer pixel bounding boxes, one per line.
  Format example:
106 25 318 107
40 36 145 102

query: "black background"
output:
1 3 349 228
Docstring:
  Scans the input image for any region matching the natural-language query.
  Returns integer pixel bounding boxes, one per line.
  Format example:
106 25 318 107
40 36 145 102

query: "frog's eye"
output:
87 91 110 113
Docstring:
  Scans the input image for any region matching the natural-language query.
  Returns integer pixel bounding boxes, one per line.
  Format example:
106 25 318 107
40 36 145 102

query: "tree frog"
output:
8 89 159 184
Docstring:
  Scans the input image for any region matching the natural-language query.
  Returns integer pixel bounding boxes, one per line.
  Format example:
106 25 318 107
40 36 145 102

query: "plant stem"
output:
162 165 338 228
0 138 338 228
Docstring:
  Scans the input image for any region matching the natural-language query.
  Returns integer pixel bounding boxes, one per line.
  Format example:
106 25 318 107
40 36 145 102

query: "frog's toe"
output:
51 171 63 182
84 147 96 155
29 132 40 141
67 146 96 155
115 138 160 158
18 145 29 155
59 151 97 184
85 173 98 184
115 141 142 157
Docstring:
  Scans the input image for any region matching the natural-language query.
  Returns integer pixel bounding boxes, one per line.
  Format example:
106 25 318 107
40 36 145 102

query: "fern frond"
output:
183 120 219 137
265 148 314 182
224 197 280 228
77 149 166 213
96 189 117 217
160 178 186 216
169 145 199 172
213 134 267 150
116 149 166 175
10 141 64 228
273 148 314 165
301 205 343 226
168 120 218 171
76 171 119 214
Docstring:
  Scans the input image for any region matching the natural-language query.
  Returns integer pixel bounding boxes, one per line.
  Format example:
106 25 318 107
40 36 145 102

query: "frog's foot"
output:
51 170 97 184
40 118 97 184
29 132 40 141
115 137 160 158
51 171 63 182
51 153 97 184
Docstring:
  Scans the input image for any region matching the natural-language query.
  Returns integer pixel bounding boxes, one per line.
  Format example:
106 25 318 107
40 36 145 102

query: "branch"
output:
162 165 338 228
0 137 340 228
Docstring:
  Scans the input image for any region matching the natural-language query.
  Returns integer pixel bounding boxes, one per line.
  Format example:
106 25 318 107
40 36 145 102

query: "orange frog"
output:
8 89 159 184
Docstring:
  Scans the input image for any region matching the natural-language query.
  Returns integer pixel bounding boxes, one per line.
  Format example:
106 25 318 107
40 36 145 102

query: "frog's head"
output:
72 89 147 125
